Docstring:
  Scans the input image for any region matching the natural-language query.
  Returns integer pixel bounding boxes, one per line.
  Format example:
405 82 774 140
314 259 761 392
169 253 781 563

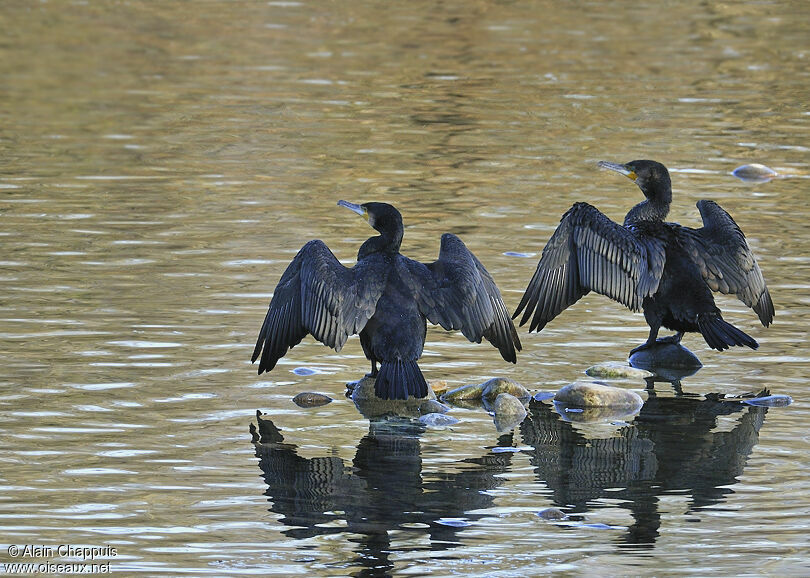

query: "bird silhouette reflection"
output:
521 388 768 547
250 411 515 575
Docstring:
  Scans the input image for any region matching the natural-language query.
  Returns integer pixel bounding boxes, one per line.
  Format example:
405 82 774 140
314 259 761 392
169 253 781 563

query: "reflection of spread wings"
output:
513 202 667 332
674 200 774 326
251 240 387 374
399 234 521 363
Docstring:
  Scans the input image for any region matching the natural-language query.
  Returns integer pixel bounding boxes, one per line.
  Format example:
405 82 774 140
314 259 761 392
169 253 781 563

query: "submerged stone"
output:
418 399 450 415
418 413 460 428
537 507 568 521
292 392 333 408
491 393 528 432
585 361 653 380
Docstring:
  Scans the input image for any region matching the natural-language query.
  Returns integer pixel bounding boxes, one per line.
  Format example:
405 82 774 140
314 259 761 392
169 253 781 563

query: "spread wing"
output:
251 240 387 374
399 233 521 363
674 199 774 326
513 202 667 332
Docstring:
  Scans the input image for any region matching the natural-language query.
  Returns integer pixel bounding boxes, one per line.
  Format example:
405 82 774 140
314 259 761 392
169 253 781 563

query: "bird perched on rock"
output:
252 201 521 399
513 160 773 354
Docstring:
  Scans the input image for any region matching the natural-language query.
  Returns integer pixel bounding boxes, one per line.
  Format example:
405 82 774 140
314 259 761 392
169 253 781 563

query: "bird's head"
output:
598 159 672 204
338 200 403 240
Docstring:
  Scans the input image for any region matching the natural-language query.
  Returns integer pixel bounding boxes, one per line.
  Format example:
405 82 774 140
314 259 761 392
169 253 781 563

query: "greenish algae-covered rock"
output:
491 393 528 432
482 377 531 400
440 382 488 403
554 381 644 408
585 362 653 380
441 377 530 404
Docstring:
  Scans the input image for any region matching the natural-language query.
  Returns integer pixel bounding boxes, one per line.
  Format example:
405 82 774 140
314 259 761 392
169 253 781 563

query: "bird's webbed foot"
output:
630 342 654 355
656 332 684 346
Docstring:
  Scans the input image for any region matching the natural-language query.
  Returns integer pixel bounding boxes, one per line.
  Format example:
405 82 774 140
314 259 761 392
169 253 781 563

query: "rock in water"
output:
538 507 568 521
491 393 528 432
482 377 531 400
441 377 530 404
554 381 644 408
292 392 333 407
419 413 460 427
585 362 653 379
628 342 703 370
732 163 778 182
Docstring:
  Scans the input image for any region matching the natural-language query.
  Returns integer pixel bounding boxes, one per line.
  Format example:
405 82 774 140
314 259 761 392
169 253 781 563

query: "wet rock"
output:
348 375 437 402
418 399 450 415
554 381 644 408
440 382 488 403
537 507 568 521
554 402 643 423
628 342 703 371
292 392 333 408
533 391 555 402
428 380 453 396
482 377 531 400
732 163 778 182
491 393 528 432
346 375 441 419
585 361 653 380
441 377 530 404
418 413 460 428
741 394 792 407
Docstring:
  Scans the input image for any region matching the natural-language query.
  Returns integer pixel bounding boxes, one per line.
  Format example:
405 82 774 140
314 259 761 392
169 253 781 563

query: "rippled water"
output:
1 1 809 575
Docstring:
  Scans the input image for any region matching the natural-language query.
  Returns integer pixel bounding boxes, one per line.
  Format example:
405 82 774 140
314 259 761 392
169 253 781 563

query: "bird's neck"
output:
623 198 670 224
358 232 402 258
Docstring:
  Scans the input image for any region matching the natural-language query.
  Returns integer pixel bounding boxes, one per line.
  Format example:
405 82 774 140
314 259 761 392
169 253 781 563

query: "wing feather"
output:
251 240 386 374
400 234 521 363
513 202 666 332
675 200 774 326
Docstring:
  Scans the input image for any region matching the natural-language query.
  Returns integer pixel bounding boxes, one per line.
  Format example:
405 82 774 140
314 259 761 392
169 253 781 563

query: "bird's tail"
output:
374 360 429 400
697 314 759 351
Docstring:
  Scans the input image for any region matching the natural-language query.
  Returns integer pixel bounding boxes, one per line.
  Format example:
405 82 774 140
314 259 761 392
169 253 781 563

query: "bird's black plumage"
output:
513 160 773 354
252 201 521 399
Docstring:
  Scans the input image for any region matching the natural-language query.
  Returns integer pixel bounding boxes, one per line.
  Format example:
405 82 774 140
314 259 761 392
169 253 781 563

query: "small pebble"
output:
292 392 332 407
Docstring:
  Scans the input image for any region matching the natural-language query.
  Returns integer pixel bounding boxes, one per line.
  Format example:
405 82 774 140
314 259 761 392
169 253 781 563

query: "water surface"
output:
1 1 808 575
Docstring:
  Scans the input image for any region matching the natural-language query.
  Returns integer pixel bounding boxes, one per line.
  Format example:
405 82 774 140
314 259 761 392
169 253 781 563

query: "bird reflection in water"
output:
521 385 768 548
250 411 516 575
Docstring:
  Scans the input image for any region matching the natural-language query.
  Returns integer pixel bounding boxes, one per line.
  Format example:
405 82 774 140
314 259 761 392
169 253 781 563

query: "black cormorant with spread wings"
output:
513 160 773 354
252 201 521 400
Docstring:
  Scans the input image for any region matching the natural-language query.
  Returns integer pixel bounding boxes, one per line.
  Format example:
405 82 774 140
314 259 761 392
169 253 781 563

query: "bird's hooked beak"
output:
598 161 637 182
337 200 369 221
